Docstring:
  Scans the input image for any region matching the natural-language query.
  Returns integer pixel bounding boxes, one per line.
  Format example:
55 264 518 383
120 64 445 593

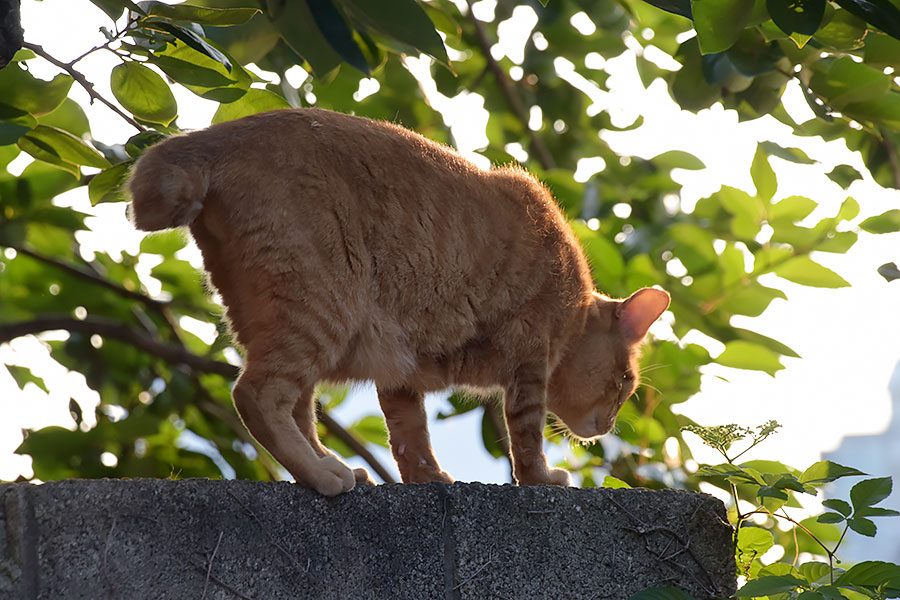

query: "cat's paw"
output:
516 466 572 487
309 456 356 496
353 467 376 486
407 464 454 484
547 467 572 487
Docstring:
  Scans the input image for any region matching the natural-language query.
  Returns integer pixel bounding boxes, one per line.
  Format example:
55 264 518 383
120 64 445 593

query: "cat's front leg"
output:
378 387 454 484
504 369 572 487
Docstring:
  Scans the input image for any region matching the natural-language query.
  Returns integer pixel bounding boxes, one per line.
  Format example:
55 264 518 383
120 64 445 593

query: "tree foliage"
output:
1 0 899 548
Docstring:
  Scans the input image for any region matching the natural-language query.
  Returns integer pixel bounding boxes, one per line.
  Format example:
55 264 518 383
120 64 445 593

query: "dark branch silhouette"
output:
1 314 397 483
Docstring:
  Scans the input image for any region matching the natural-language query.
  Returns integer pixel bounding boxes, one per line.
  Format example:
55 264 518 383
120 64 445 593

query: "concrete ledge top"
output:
1 478 736 600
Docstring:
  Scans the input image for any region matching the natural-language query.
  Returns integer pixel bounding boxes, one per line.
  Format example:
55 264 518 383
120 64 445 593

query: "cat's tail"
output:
127 134 211 231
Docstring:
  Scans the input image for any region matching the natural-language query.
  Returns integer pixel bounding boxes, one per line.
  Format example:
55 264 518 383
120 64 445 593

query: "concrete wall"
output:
1 479 736 599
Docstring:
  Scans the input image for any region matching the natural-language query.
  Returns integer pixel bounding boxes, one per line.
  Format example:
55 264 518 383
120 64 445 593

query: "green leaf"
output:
768 0 826 36
146 19 233 72
0 103 37 145
266 0 341 78
817 512 846 524
850 477 893 510
350 414 388 448
672 38 720 111
110 62 178 125
822 499 853 516
22 125 109 169
89 162 133 205
759 141 814 164
651 150 705 170
0 64 73 116
735 574 808 597
719 283 786 317
837 197 859 221
692 0 754 54
148 40 250 103
211 88 290 123
751 145 777 201
815 8 867 50
737 526 774 558
860 210 900 234
864 32 900 69
628 586 696 600
5 365 49 393
572 223 625 284
835 561 900 589
800 461 865 484
306 0 369 74
773 256 849 288
799 561 833 584
715 340 785 376
847 516 877 536
89 0 146 21
17 135 79 176
769 196 816 223
38 98 91 138
855 506 900 518
810 56 891 110
827 165 863 188
125 130 167 158
342 0 449 67
145 3 260 25
601 476 631 489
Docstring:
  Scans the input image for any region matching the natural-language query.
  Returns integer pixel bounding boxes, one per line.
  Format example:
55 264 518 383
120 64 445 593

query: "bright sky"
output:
2 0 900 495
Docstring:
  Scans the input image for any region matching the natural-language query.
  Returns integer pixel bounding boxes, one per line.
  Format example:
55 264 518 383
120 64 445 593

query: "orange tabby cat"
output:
128 108 670 496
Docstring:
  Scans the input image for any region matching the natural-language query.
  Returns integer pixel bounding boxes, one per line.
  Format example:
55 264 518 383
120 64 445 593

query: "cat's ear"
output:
615 288 670 343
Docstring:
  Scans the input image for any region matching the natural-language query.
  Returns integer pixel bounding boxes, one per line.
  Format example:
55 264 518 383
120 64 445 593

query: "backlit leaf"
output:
736 574 807 597
211 88 290 123
850 477 893 510
342 0 449 66
800 460 865 484
860 209 900 234
692 0 754 54
715 340 785 376
146 3 260 25
110 62 178 125
773 256 849 288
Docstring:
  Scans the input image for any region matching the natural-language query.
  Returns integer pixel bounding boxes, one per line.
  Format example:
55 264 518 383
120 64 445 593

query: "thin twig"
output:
451 546 494 591
11 244 170 310
463 1 555 170
226 490 309 575
0 315 238 376
201 530 224 600
22 42 146 132
189 561 252 600
102 518 117 600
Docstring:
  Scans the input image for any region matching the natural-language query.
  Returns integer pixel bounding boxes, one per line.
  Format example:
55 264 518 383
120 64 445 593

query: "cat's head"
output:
547 287 670 441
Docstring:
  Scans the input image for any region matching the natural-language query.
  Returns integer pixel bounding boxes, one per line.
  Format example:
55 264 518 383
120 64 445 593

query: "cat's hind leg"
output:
377 387 453 484
291 389 375 485
233 368 356 496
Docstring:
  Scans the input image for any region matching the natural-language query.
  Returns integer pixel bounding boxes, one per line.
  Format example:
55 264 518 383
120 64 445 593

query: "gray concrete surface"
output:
0 479 735 599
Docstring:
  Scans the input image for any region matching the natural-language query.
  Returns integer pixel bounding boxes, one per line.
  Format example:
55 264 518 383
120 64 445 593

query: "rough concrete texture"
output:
0 479 736 600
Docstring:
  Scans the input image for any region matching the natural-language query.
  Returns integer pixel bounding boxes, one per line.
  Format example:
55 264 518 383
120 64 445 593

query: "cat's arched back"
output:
129 108 669 495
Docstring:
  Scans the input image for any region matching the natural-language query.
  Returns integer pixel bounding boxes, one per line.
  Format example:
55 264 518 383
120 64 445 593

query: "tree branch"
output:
21 42 146 133
0 315 236 376
10 244 170 310
317 405 397 484
464 0 555 170
1 314 397 484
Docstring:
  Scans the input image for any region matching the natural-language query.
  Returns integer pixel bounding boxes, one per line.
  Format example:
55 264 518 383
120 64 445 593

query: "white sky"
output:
2 0 900 489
